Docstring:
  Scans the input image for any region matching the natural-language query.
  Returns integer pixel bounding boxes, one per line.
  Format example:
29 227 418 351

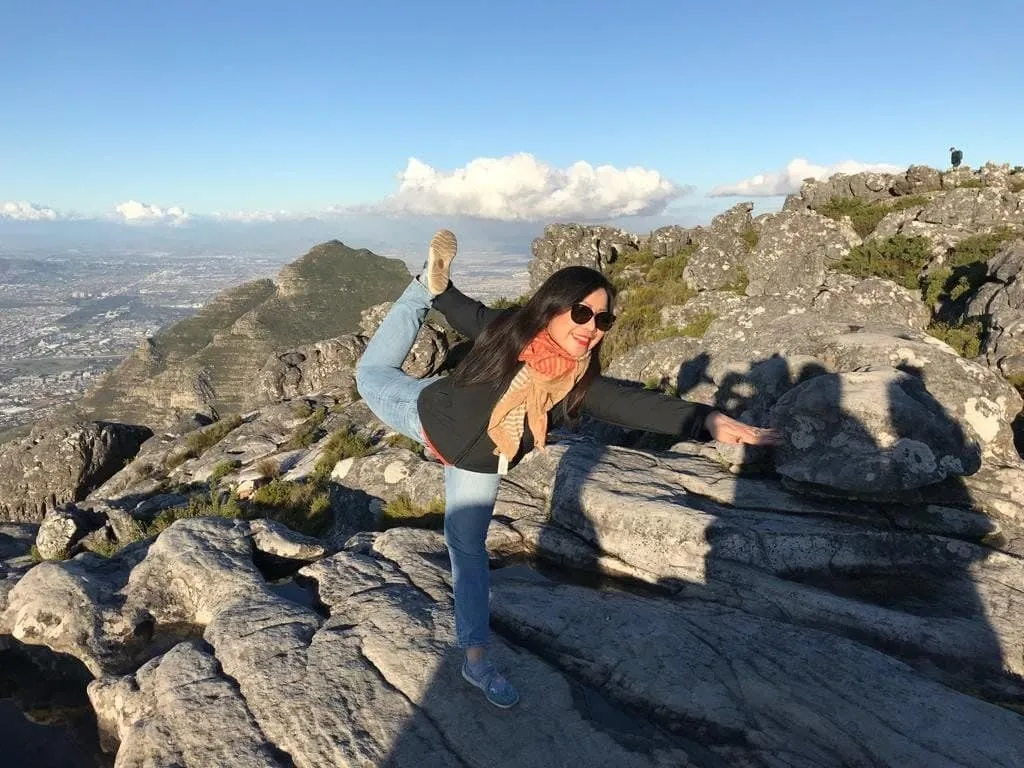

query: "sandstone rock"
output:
769 369 982 494
965 238 1024 376
0 420 153 522
358 305 449 378
253 335 366 405
528 223 639 289
810 273 931 329
641 224 696 258
681 203 754 291
35 504 106 560
744 209 860 296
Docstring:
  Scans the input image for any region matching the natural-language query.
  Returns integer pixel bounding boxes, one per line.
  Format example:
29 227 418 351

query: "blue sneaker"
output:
461 658 520 709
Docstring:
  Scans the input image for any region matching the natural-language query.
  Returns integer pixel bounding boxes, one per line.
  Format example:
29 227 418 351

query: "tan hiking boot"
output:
424 229 457 296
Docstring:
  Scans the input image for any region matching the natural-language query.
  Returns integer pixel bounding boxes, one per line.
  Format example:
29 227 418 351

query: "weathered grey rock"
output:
890 164 943 196
330 446 445 511
604 336 705 386
681 203 754 291
359 306 449 378
253 335 366 404
811 273 932 329
918 186 1024 229
659 290 745 332
35 504 105 560
641 224 696 258
744 210 860 296
491 571 1024 768
0 420 153 522
528 223 639 289
784 169 900 210
0 522 36 614
88 641 283 767
769 369 982 494
966 239 1024 376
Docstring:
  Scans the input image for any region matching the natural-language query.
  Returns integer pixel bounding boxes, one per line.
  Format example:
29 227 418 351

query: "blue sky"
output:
0 0 1020 244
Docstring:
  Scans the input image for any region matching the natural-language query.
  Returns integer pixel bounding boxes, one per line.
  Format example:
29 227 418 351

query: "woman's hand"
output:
704 411 779 446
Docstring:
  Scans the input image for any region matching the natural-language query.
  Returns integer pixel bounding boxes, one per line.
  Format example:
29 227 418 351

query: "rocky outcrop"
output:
358 302 450 378
966 238 1024 376
0 420 152 522
743 209 860 296
253 335 366 406
529 224 639 289
680 202 755 291
769 369 981 494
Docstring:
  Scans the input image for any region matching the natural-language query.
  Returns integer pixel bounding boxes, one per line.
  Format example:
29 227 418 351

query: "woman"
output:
355 230 775 709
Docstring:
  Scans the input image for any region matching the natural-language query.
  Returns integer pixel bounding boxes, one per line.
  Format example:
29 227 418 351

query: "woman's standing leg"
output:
443 465 519 708
354 230 455 442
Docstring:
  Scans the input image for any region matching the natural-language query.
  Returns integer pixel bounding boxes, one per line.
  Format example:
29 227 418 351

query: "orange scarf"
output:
487 330 590 466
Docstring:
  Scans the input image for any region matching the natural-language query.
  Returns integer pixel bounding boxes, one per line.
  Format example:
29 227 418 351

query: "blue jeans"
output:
355 278 500 649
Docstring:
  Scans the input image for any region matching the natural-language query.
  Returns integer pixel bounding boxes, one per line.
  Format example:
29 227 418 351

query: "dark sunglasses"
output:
570 303 615 331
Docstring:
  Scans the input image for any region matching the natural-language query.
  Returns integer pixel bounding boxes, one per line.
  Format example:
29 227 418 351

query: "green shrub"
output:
926 319 985 359
249 478 332 537
149 487 244 537
381 494 446 530
741 228 759 251
166 415 245 469
292 401 314 418
87 538 122 558
647 248 695 284
281 406 327 450
947 228 1018 267
1010 178 1024 193
957 179 983 189
313 427 375 478
837 235 932 290
255 457 281 478
818 197 889 237
209 459 241 484
924 229 1018 309
677 312 716 338
385 433 424 456
1005 373 1024 397
488 294 530 310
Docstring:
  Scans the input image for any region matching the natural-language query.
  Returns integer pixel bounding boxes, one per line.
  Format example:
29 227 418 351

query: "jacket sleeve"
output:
581 376 714 441
432 283 508 339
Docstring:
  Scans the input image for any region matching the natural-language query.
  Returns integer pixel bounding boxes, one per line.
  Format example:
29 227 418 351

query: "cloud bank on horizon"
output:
364 153 689 221
2 155 910 226
710 157 906 197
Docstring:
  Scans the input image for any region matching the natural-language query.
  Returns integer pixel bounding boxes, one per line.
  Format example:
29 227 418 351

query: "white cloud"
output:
367 153 688 221
1 201 59 221
114 200 190 225
709 158 906 197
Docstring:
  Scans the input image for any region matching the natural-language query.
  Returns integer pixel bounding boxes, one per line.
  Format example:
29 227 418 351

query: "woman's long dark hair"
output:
452 265 617 418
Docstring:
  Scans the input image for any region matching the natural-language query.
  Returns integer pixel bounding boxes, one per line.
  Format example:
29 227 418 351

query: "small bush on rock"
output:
926 319 985 359
838 235 932 290
313 427 375 478
381 494 445 530
249 478 332 537
209 459 241 484
166 415 245 469
281 406 327 450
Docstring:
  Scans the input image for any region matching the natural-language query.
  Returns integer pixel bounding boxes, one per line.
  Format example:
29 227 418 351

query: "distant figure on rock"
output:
355 229 777 710
950 146 963 168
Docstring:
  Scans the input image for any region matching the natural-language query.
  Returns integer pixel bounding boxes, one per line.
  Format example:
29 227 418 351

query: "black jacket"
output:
417 285 713 473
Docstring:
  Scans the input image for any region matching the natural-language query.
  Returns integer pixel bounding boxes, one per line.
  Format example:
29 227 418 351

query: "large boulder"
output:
681 202 755 291
744 210 860 296
966 239 1024 376
0 420 153 522
253 335 366 405
529 224 639 289
359 304 449 377
768 369 982 495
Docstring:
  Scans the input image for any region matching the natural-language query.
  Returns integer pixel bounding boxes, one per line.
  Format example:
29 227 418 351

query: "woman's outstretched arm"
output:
431 283 509 340
581 376 777 445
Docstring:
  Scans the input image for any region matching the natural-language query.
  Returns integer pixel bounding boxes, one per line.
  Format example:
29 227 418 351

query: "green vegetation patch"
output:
817 195 930 238
926 319 985 359
381 494 446 530
166 414 245 469
837 235 933 290
281 406 328 450
209 459 241 484
313 426 375 479
250 478 333 537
